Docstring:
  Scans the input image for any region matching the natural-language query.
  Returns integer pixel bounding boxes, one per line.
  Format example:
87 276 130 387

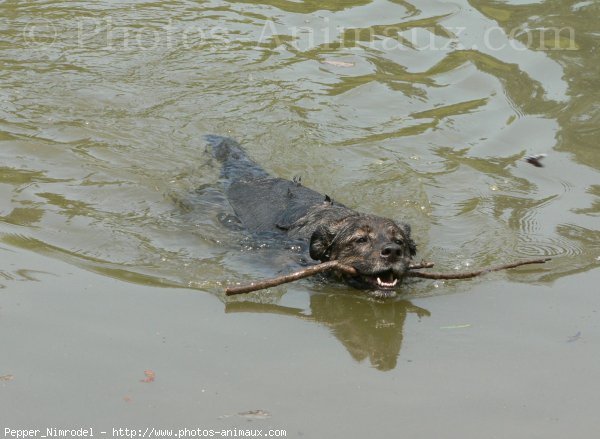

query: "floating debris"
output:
0 374 14 382
238 409 271 420
140 370 155 383
440 324 472 330
219 410 272 421
525 154 547 167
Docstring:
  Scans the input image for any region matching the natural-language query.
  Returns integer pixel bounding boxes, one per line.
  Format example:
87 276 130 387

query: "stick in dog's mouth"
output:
224 259 551 296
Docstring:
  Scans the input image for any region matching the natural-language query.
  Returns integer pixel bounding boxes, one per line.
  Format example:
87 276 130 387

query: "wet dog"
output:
208 135 416 297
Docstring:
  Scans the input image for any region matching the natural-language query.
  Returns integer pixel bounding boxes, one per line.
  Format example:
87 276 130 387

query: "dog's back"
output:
207 135 332 235
206 135 269 183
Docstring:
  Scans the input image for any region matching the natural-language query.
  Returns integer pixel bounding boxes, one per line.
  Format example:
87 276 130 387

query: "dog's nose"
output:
380 243 402 261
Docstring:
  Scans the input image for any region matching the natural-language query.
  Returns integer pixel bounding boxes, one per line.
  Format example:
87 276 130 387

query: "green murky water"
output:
1 0 599 435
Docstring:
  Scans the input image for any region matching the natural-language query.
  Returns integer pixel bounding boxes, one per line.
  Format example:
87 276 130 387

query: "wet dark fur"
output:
207 135 416 297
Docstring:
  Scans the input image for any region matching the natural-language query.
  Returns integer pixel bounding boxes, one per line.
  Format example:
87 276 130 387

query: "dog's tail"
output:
205 135 269 181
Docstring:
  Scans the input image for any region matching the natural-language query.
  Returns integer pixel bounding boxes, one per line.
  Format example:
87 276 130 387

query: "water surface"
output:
1 0 599 436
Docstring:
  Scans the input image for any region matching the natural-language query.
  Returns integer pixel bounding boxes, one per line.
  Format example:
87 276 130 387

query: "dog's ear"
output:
402 223 417 257
309 225 336 261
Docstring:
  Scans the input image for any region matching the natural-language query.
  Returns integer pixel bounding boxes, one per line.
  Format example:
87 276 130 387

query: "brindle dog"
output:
208 135 416 297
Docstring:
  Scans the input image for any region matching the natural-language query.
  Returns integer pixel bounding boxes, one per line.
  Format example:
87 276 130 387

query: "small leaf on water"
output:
140 370 156 383
525 154 547 167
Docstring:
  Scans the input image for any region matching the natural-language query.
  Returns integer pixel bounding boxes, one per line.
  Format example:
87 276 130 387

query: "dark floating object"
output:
525 154 547 167
224 258 551 295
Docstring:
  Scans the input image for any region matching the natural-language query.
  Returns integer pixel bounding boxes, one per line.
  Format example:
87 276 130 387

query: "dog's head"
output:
309 214 416 297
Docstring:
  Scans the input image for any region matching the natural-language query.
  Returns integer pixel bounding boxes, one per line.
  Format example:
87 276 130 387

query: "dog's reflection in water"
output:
226 294 430 371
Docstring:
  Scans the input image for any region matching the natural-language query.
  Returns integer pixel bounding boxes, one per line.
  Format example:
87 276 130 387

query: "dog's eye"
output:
354 236 368 244
394 239 404 245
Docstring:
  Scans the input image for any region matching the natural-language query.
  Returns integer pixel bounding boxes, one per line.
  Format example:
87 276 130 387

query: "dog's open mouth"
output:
338 264 406 297
358 270 400 291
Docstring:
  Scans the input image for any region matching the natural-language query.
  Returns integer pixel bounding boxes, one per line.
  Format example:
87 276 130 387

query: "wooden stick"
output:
225 260 356 296
409 261 435 270
224 258 550 295
406 258 551 280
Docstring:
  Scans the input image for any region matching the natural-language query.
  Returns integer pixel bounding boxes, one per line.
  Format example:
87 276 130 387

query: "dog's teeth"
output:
376 277 398 288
